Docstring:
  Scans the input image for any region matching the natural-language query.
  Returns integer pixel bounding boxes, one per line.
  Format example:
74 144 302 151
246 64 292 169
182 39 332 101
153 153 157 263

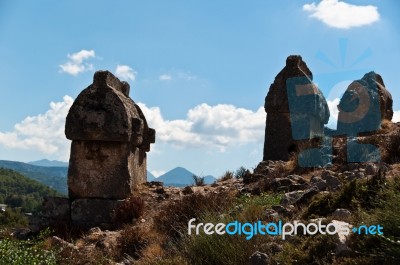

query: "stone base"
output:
70 198 124 224
29 197 127 231
42 196 70 220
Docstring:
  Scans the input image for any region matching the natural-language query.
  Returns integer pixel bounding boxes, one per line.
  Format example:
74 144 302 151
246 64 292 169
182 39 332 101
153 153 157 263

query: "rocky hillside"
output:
33 157 400 264
3 123 400 264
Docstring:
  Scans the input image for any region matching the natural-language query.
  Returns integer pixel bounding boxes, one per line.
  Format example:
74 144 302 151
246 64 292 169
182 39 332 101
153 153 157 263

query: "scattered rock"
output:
243 173 265 184
155 187 166 194
145 181 163 187
249 251 270 265
265 242 283 254
265 209 280 221
287 174 307 184
11 228 32 240
332 209 352 221
331 220 353 256
48 236 78 251
289 183 309 191
355 172 365 179
365 163 377 175
295 187 319 205
89 227 101 234
280 190 304 206
310 176 328 191
321 171 341 191
347 163 358 171
271 205 294 218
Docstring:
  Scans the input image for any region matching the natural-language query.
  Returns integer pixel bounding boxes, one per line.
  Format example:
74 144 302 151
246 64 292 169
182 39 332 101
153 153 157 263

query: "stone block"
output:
42 196 70 220
70 198 124 223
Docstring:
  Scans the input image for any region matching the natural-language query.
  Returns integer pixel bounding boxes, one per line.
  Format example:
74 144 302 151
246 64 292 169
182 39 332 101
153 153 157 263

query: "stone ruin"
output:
36 70 155 228
263 55 393 165
263 55 330 161
65 70 155 226
337 71 393 135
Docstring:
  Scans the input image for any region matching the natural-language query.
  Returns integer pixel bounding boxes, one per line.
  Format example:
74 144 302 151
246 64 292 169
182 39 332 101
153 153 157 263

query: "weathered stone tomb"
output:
263 55 330 161
65 70 155 225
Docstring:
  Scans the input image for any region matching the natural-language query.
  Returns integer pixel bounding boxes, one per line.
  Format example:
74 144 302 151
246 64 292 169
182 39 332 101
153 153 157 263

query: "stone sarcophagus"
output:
65 70 155 225
263 55 330 162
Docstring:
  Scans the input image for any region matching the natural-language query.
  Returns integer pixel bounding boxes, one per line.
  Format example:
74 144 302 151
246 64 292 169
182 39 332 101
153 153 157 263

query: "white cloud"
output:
158 71 196 82
159 74 172 81
0 96 265 161
303 0 380 29
326 98 340 129
59 50 95 75
393 111 400 123
177 71 196 81
138 103 265 151
0 96 73 160
115 65 137 81
151 170 166 177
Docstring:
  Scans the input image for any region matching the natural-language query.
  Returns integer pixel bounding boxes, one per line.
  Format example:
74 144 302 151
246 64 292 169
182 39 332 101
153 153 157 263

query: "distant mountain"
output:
203 175 217 184
147 171 156 181
157 167 216 187
0 160 68 195
28 159 69 167
0 159 211 191
0 168 62 213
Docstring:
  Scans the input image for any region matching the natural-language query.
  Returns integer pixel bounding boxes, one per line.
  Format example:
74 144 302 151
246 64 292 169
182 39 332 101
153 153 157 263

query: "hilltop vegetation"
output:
0 160 68 194
0 168 62 213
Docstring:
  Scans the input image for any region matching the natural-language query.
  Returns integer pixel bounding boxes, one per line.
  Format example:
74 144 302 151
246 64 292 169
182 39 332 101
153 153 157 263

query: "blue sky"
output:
0 0 399 177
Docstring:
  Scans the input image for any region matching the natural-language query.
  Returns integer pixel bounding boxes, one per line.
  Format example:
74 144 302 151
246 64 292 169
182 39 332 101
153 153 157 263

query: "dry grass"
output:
46 220 87 242
55 245 110 265
156 191 236 239
113 195 145 225
117 225 148 260
378 119 396 134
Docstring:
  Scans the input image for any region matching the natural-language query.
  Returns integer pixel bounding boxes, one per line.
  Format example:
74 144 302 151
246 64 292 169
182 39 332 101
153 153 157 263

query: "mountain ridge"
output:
0 159 216 190
0 160 68 194
157 167 216 186
28 159 69 167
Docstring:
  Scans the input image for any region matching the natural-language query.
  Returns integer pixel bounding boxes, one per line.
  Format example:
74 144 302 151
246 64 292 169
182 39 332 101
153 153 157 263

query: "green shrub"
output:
220 171 234 181
237 192 282 207
273 235 337 264
0 230 57 265
192 175 205 186
303 168 387 218
0 208 28 229
344 176 400 264
234 167 247 179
